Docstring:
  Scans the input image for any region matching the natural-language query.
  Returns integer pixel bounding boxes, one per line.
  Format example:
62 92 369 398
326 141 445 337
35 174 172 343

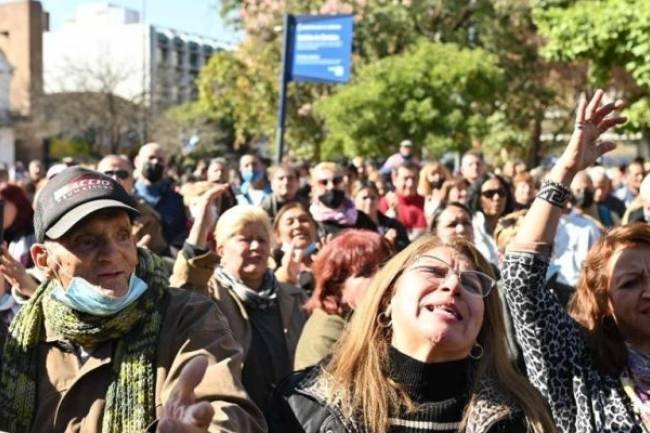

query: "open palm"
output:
559 89 626 174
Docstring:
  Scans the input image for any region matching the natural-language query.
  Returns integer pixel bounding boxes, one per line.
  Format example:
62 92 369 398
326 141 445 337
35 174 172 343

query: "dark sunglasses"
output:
103 169 130 180
481 188 506 199
317 176 343 187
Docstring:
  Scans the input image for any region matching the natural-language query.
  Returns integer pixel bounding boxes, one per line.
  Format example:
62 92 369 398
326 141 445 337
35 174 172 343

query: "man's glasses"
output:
406 255 495 297
480 188 506 199
103 170 130 180
317 176 343 187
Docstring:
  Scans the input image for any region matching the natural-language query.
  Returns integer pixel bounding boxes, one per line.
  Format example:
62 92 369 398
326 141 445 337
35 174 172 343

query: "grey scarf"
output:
214 266 278 310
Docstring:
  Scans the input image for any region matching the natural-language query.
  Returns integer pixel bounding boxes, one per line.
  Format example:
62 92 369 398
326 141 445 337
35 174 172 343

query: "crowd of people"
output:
0 90 649 433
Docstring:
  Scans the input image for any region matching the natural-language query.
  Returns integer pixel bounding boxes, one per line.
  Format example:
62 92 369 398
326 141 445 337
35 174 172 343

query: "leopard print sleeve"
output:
503 251 637 433
503 252 588 431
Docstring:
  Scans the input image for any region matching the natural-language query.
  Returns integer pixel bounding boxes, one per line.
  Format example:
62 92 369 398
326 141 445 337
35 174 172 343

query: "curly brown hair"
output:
569 222 650 374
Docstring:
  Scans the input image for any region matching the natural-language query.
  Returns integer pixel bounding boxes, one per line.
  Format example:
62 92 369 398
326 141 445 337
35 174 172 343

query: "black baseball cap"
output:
34 166 140 242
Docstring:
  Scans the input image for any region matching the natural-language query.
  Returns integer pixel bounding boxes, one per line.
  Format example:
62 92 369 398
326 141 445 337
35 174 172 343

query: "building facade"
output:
43 3 225 114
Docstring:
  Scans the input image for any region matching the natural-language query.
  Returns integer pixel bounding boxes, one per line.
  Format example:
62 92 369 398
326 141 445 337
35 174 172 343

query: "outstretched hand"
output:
157 356 214 433
558 89 626 174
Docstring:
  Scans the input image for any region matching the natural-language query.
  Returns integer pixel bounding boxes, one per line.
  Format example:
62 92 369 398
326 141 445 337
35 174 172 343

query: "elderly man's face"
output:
97 157 134 193
40 209 138 298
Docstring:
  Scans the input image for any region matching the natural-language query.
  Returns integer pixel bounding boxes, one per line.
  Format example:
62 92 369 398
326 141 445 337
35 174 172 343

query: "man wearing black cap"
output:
0 167 265 433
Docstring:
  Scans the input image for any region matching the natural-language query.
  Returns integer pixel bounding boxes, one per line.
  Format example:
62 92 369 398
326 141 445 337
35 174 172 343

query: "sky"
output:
36 0 241 45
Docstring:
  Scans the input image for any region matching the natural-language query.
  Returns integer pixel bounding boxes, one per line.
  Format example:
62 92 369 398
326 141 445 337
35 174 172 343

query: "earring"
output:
469 342 484 360
377 311 392 328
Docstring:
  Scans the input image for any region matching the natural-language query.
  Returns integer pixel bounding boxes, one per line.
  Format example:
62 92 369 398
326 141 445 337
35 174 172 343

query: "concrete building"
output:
43 2 226 114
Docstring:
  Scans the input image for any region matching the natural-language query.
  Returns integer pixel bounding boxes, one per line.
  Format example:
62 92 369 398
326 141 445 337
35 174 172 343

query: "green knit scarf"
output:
0 248 169 433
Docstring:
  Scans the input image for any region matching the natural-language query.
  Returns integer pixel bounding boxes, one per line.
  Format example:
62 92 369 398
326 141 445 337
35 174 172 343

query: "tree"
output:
534 0 650 143
36 55 147 156
315 40 504 158
196 0 576 162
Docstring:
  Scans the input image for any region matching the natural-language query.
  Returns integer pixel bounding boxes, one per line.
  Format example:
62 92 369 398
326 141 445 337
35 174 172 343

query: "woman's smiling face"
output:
389 246 487 362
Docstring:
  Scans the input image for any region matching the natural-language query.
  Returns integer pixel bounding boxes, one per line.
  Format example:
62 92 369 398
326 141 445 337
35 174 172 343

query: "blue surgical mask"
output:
242 169 264 183
0 293 14 312
51 273 149 317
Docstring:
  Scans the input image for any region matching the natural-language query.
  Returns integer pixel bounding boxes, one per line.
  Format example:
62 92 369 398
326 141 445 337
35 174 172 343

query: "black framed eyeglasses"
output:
103 169 130 180
406 255 496 297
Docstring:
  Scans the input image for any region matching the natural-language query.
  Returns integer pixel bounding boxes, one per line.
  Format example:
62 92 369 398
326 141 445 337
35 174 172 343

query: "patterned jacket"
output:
503 248 639 433
269 366 528 433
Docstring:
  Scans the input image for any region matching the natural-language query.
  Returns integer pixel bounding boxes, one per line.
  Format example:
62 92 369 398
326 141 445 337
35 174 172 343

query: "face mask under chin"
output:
48 252 148 316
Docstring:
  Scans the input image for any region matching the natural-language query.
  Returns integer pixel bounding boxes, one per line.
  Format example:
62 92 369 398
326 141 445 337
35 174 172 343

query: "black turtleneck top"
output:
387 346 527 433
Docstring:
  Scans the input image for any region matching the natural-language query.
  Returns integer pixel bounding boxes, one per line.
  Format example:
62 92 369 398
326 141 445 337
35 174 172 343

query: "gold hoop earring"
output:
377 311 392 328
469 342 484 360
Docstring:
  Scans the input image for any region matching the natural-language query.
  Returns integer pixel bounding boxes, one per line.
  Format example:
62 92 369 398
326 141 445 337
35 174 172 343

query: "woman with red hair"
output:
294 229 393 370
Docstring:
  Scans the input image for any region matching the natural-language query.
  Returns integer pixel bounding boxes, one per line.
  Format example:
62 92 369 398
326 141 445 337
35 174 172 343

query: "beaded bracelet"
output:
536 179 571 208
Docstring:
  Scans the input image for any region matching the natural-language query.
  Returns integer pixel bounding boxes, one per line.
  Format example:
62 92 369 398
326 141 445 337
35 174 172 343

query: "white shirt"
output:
551 210 602 287
472 212 500 265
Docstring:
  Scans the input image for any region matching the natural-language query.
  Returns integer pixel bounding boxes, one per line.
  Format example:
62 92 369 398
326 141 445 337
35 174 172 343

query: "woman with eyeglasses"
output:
309 162 377 239
270 235 556 433
503 92 650 433
466 173 514 264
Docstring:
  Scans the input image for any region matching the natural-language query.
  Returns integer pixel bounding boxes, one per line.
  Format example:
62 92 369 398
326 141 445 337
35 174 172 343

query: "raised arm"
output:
515 89 625 245
504 89 626 433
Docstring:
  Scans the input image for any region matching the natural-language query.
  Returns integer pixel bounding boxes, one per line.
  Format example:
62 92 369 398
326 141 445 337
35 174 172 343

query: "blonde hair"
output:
311 162 342 183
417 161 451 196
214 205 272 247
321 235 556 433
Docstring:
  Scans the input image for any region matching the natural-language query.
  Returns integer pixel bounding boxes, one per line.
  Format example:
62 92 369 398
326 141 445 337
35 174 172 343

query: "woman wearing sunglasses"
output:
270 235 555 433
309 162 377 239
466 173 514 264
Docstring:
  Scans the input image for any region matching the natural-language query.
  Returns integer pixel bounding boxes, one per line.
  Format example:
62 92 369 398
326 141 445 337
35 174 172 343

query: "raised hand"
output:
276 241 303 284
157 356 214 433
558 89 626 174
187 184 231 249
0 245 38 296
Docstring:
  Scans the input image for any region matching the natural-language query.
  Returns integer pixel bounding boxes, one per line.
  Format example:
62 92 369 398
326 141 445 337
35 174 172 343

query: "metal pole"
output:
275 14 292 164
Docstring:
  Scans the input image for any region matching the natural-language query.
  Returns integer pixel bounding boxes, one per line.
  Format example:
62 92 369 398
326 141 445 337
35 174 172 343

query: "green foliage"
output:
49 138 92 159
534 0 650 130
315 41 504 159
194 0 574 162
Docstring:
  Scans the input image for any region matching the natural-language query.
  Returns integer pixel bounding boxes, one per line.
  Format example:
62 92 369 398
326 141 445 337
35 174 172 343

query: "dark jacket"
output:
269 367 529 433
373 212 410 251
135 179 188 250
316 210 377 239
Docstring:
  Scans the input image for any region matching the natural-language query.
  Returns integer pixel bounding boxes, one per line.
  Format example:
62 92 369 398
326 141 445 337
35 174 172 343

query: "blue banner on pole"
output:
289 14 353 83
